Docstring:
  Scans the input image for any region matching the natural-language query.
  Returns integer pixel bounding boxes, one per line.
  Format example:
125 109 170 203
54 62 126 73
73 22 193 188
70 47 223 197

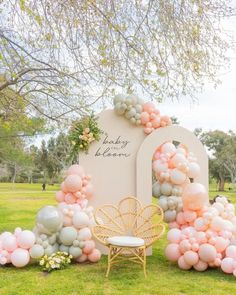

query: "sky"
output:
160 15 236 133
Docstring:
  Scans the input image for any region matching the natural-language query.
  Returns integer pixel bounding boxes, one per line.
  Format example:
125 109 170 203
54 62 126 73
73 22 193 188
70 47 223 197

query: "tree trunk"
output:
218 177 225 191
12 164 16 183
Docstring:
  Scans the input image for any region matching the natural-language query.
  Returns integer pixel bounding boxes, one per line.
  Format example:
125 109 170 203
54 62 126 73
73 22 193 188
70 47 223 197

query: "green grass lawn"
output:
0 183 236 295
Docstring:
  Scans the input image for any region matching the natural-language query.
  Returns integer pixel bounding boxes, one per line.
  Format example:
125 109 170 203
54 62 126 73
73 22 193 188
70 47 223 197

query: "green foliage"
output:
68 114 102 159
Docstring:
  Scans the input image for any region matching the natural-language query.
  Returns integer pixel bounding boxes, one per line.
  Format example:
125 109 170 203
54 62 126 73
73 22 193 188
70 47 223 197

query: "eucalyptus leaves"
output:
69 114 102 157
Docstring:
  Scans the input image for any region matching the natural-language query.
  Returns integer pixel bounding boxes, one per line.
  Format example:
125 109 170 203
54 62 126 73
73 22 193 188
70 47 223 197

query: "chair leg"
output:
106 246 112 278
142 247 147 278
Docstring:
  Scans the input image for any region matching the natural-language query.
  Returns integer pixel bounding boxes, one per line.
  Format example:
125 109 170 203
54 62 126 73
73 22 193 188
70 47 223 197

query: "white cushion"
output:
107 236 145 247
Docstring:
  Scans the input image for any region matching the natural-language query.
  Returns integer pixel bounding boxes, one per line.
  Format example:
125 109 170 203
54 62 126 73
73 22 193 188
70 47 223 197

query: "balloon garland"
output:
153 142 236 276
0 165 101 268
113 94 172 134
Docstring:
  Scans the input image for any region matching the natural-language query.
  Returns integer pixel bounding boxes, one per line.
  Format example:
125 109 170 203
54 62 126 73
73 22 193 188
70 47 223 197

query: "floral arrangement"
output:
69 114 102 156
39 252 72 272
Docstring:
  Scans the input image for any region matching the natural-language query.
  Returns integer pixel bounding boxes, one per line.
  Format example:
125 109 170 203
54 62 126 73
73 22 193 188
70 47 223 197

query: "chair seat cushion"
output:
107 236 145 247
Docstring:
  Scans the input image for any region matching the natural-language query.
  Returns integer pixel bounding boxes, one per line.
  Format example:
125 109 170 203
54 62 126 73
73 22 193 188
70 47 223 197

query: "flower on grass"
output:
39 252 72 273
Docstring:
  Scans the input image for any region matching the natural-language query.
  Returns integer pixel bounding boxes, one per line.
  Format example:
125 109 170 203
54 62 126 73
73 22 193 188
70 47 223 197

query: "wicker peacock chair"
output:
92 196 165 277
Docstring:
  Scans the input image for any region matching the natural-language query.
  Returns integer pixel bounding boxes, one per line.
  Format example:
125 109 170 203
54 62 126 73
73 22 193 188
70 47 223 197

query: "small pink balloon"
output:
179 240 191 254
176 212 186 225
88 249 101 263
0 256 7 265
199 243 217 263
140 112 150 124
144 127 152 134
169 221 180 229
55 191 65 203
83 240 95 255
195 232 207 244
193 260 208 271
63 216 73 227
194 218 208 231
221 257 235 274
191 243 199 252
65 193 77 204
165 243 181 262
76 253 88 263
183 250 199 266
178 255 192 270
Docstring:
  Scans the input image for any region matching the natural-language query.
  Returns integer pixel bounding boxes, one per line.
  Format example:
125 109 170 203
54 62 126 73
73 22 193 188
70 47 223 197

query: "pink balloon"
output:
179 240 191 254
11 248 30 267
165 243 181 262
182 183 209 211
221 257 235 274
178 255 192 270
88 249 101 263
140 112 150 124
64 174 82 193
183 250 199 266
191 243 199 252
67 164 85 177
143 102 155 113
76 253 88 263
84 183 94 199
55 191 65 203
195 232 207 244
61 181 68 193
83 240 95 255
176 212 186 225
63 216 73 227
183 211 197 223
226 245 236 260
194 218 208 231
2 234 17 252
193 260 208 271
199 244 217 263
167 229 182 244
65 193 77 204
161 142 176 156
144 127 152 134
214 237 229 253
17 230 35 250
170 154 187 168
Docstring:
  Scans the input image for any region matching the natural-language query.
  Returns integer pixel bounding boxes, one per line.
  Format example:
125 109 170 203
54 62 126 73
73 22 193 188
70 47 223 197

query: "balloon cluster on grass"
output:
0 164 101 268
0 228 36 267
153 143 236 277
33 164 101 264
152 142 201 223
113 94 172 134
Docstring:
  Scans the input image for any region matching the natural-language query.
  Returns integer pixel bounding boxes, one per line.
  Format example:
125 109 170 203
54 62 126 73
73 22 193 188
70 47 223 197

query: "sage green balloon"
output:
59 227 77 246
59 244 69 253
69 246 82 258
152 182 161 198
29 244 44 259
36 206 63 234
44 245 54 256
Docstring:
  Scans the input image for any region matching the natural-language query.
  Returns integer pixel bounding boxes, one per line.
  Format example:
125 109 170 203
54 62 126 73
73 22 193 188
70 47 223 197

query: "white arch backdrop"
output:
136 125 209 206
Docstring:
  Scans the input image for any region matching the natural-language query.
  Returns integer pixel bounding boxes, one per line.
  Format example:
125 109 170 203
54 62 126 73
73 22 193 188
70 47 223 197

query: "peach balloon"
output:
183 211 197 223
2 235 17 252
179 240 191 254
165 243 181 262
64 174 82 193
83 240 95 255
88 249 101 263
193 260 208 271
143 102 155 113
182 183 208 211
178 255 192 270
76 253 88 263
61 181 68 193
183 250 199 266
67 164 85 177
55 191 65 203
17 230 35 250
194 218 208 231
65 193 77 204
199 244 217 263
